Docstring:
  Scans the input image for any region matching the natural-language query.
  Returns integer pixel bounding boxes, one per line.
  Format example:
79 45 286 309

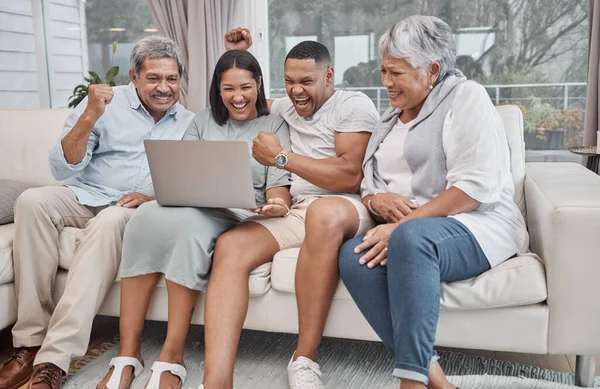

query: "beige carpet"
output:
447 376 595 389
59 321 599 389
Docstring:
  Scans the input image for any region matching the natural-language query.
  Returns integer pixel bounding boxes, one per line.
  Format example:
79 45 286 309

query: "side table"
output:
568 146 600 174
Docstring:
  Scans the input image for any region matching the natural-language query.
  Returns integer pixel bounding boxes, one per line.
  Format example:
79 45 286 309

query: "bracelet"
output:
367 199 381 217
284 203 291 217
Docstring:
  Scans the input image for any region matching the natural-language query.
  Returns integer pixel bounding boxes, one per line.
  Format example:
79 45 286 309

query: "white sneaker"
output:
195 385 237 389
287 355 324 389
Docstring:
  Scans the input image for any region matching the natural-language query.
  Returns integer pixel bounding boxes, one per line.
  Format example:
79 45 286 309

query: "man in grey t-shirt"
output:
200 29 380 389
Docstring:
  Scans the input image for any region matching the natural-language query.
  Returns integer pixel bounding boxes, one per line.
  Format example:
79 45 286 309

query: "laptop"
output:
144 139 257 209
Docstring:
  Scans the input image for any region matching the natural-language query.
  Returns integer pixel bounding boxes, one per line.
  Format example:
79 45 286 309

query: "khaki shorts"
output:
245 196 375 250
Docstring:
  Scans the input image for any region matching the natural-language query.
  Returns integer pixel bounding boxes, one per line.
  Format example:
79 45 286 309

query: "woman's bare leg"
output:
96 273 161 389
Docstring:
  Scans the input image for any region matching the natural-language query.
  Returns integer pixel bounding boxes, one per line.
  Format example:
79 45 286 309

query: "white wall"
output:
0 0 42 108
0 0 87 109
42 0 87 108
238 0 270 97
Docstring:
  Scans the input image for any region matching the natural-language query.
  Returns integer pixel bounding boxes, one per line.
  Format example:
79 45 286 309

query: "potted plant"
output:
554 107 583 148
519 97 560 150
67 41 119 108
513 97 582 150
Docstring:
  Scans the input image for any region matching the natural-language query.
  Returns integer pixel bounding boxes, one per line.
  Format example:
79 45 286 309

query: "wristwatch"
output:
274 149 289 169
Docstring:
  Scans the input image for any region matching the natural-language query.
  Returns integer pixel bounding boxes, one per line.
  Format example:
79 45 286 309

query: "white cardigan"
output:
367 81 528 267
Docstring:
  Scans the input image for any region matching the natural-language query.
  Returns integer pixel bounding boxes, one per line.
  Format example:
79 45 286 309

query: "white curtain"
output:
146 0 240 113
583 0 600 154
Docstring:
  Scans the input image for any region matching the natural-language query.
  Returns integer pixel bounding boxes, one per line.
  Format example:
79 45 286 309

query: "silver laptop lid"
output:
145 139 257 209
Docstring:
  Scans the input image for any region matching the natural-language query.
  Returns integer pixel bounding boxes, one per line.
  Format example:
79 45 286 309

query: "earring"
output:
429 84 433 90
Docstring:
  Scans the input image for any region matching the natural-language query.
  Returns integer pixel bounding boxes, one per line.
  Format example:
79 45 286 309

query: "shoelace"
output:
291 360 322 388
32 363 62 387
10 348 28 363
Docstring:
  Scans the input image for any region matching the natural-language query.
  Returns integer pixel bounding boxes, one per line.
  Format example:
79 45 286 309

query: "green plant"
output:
519 97 557 134
68 41 119 108
507 97 583 146
542 107 584 147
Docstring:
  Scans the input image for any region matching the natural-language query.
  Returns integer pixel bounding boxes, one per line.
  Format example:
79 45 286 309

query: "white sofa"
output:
0 106 599 386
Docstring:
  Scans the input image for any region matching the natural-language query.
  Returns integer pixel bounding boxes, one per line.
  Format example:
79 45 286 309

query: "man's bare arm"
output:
62 84 113 164
285 131 371 193
61 113 97 164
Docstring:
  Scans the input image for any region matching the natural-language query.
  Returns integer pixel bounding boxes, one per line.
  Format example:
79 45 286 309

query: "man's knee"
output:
305 197 359 238
214 227 266 273
214 230 245 264
14 187 52 217
90 205 134 230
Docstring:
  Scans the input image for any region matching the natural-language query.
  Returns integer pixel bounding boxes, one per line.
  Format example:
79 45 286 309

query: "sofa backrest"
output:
0 106 527 213
495 105 526 218
0 109 69 186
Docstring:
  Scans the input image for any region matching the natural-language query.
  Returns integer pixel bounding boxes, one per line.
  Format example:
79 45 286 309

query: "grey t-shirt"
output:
184 109 291 206
271 90 380 200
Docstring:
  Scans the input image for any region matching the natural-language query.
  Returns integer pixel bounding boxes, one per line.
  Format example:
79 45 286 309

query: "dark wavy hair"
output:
209 50 268 126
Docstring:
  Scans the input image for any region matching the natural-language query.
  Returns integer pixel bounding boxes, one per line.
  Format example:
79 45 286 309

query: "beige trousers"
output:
11 186 134 372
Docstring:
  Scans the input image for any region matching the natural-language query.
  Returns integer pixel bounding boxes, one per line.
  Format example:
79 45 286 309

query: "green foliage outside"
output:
269 0 588 88
67 0 156 106
267 0 588 147
511 98 584 147
68 42 119 108
85 0 155 44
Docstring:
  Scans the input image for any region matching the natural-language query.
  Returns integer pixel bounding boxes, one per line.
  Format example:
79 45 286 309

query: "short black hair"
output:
285 41 331 66
209 50 269 126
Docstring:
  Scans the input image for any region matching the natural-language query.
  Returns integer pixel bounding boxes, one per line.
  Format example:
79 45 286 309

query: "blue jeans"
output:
338 217 491 385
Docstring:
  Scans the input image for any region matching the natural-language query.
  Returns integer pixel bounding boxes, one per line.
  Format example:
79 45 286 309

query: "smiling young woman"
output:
96 50 291 389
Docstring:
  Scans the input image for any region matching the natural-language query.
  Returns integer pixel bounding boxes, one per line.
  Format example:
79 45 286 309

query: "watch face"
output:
275 153 288 166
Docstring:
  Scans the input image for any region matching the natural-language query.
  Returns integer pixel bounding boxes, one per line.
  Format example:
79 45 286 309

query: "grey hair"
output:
379 15 456 79
130 35 184 76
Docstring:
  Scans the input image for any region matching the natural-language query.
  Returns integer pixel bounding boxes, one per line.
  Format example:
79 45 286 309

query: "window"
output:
0 0 155 109
266 0 589 160
85 0 156 86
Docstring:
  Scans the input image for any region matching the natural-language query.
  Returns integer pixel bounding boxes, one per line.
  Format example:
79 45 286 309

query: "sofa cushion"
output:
0 224 14 284
0 180 36 225
0 223 74 284
0 109 69 186
56 227 272 296
271 248 547 310
496 105 526 219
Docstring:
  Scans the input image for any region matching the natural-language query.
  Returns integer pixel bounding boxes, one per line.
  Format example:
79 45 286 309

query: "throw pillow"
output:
0 180 36 225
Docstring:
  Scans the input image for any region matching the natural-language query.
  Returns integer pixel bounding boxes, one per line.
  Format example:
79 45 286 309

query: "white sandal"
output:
105 356 144 389
145 361 187 389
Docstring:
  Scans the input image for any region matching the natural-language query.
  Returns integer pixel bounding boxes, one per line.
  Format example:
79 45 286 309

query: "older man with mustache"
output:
0 36 193 389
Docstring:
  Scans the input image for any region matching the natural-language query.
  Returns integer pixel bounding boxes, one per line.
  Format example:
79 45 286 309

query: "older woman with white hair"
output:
338 15 529 389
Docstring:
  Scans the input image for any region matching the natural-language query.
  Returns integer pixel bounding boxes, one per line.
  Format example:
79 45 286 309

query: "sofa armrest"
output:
525 162 600 355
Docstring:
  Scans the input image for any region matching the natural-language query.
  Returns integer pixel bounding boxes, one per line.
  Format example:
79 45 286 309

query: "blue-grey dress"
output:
119 109 291 291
